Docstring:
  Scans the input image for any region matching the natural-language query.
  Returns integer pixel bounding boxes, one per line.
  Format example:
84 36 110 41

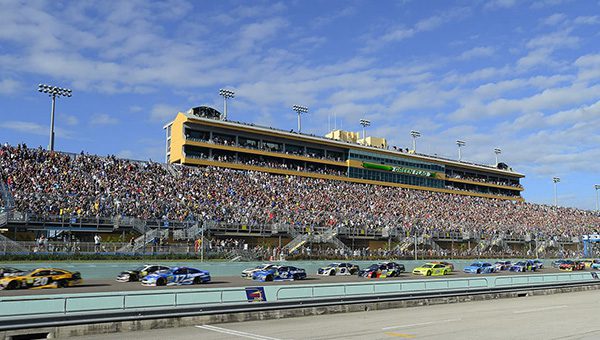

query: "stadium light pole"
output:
410 130 421 152
553 177 560 206
359 119 371 144
37 84 72 151
595 184 600 212
219 89 235 120
292 105 308 133
494 148 502 166
456 140 466 161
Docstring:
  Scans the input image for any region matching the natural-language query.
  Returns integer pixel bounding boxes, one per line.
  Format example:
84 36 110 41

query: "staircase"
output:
173 223 205 240
490 234 509 252
118 228 168 252
283 234 309 253
395 236 415 252
0 234 28 254
0 212 7 228
423 237 444 254
320 228 351 254
164 163 182 179
475 238 491 253
0 179 15 211
535 241 547 255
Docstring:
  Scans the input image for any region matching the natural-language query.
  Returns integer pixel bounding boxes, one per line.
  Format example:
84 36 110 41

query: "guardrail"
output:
0 272 595 319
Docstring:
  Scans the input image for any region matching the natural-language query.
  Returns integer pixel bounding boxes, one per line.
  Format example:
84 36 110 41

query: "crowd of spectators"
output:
448 173 522 188
1 144 600 240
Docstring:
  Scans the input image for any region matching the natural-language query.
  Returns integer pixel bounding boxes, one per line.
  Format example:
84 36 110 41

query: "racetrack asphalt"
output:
0 267 575 297
71 288 600 340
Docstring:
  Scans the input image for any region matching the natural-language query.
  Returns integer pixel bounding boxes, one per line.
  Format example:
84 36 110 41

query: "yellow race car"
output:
412 263 451 276
0 268 82 290
579 259 599 268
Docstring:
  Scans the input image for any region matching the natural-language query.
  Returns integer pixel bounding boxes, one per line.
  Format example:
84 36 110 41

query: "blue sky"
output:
1 0 599 209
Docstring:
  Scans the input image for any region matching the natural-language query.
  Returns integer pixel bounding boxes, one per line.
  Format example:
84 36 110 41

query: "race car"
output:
358 262 405 278
241 263 276 279
0 268 82 290
251 265 307 282
317 262 359 276
558 260 585 271
509 260 537 272
552 259 568 268
430 261 454 271
531 259 544 269
412 263 451 276
463 262 495 274
141 266 210 286
116 264 171 282
579 259 599 269
494 261 512 271
0 267 26 278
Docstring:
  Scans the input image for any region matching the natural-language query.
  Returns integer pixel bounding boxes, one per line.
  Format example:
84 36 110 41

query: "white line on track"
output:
382 318 461 331
513 305 568 314
196 324 283 340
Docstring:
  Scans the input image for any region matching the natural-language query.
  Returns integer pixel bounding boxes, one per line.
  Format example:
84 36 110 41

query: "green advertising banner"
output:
362 162 437 178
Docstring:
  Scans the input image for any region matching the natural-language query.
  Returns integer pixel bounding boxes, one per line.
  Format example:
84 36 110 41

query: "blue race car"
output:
141 266 211 286
252 265 307 282
509 261 536 272
463 262 495 274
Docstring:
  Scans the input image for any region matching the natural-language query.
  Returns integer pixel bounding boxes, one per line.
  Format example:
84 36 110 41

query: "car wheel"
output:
265 275 273 282
156 277 167 286
329 270 336 276
426 271 432 276
477 269 481 274
193 277 202 285
444 269 450 275
6 280 18 290
57 279 68 288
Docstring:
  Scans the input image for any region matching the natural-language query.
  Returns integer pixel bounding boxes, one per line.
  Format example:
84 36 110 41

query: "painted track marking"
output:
513 305 568 314
196 325 283 340
382 318 460 331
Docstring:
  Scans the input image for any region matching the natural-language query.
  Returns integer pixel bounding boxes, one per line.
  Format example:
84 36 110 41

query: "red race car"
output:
559 260 585 271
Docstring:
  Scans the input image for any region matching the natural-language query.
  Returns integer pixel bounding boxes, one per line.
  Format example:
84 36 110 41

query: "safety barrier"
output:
0 272 596 319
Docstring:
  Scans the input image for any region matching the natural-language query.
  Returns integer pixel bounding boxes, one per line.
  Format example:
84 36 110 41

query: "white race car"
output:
317 262 359 276
241 263 276 279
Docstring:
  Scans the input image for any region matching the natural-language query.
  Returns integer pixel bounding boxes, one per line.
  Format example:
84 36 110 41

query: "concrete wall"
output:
3 283 598 340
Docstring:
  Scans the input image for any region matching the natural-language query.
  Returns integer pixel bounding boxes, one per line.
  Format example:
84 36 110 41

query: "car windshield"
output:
471 263 482 267
422 264 433 268
328 264 338 267
515 262 526 266
367 264 379 270
133 266 146 272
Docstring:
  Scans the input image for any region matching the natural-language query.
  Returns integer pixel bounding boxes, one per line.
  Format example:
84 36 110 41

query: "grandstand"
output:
1 110 599 259
165 106 525 202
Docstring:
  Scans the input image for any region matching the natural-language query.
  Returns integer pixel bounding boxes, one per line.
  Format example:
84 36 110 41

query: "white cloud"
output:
63 115 79 126
363 7 471 50
541 13 567 26
574 16 600 25
484 0 517 10
0 121 48 136
90 113 118 126
150 104 182 123
458 46 495 60
0 78 20 94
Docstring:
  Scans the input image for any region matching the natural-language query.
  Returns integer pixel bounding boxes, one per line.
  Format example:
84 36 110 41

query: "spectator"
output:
94 234 101 252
